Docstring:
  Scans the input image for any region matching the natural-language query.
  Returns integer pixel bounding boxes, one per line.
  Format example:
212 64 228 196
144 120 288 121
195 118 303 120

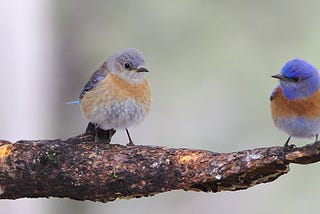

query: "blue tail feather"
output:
66 100 81 105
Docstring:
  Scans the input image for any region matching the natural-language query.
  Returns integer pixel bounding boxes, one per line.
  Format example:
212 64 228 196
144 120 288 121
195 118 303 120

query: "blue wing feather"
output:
79 68 108 99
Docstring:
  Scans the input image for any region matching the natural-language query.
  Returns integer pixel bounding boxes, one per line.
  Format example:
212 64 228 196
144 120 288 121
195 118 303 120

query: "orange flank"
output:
271 87 320 123
81 73 151 118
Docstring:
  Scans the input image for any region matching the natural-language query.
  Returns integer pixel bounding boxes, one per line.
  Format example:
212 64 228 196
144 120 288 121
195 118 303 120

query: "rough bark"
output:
0 133 319 203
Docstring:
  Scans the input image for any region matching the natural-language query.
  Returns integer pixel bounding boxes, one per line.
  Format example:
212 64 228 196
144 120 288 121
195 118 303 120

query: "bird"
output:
71 48 151 145
270 58 320 148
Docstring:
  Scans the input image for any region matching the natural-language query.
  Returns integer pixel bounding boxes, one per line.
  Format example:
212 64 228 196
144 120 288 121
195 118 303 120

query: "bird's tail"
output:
66 100 81 105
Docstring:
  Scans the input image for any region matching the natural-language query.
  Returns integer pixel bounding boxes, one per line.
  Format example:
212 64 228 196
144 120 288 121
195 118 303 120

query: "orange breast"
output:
81 73 151 119
107 73 151 108
270 88 320 123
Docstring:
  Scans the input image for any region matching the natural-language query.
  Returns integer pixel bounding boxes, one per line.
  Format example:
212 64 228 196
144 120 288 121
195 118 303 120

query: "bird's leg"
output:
95 127 116 143
284 136 291 147
126 129 134 146
315 134 319 142
284 136 296 150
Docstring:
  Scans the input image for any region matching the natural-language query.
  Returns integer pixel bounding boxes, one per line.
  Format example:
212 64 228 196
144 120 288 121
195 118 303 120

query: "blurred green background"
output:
1 0 320 213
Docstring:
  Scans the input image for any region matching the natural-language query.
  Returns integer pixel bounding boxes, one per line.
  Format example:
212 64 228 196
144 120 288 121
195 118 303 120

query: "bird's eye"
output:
292 77 301 82
123 62 133 70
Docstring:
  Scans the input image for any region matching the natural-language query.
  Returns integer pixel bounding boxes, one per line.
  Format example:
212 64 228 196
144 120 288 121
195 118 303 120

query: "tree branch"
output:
0 133 319 202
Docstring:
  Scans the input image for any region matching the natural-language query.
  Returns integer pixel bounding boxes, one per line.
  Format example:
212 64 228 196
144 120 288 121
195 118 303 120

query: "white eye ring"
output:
123 62 133 70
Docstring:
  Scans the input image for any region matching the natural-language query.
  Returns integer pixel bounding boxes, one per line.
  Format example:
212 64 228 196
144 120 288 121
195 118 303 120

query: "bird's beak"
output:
271 74 285 81
136 66 149 73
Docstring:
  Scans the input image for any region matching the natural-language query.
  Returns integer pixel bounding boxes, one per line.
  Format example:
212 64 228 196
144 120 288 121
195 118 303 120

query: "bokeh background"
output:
1 1 320 213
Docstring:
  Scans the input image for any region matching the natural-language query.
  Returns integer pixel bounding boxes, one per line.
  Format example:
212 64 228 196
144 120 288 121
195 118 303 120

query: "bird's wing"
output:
79 68 108 100
270 86 280 101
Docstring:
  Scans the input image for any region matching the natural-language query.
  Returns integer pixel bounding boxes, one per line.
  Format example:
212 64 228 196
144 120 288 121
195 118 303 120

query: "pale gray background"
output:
1 1 320 213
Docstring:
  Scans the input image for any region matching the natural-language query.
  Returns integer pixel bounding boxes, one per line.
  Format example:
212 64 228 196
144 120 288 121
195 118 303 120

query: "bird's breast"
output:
106 73 151 110
80 73 151 128
270 87 320 123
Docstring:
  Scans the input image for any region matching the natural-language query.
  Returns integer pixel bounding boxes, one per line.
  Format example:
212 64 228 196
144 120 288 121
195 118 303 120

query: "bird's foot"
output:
126 141 135 146
283 136 296 151
284 142 296 151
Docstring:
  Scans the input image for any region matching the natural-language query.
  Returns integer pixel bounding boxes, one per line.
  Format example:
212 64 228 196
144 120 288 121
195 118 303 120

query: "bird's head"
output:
272 59 319 99
104 48 149 83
